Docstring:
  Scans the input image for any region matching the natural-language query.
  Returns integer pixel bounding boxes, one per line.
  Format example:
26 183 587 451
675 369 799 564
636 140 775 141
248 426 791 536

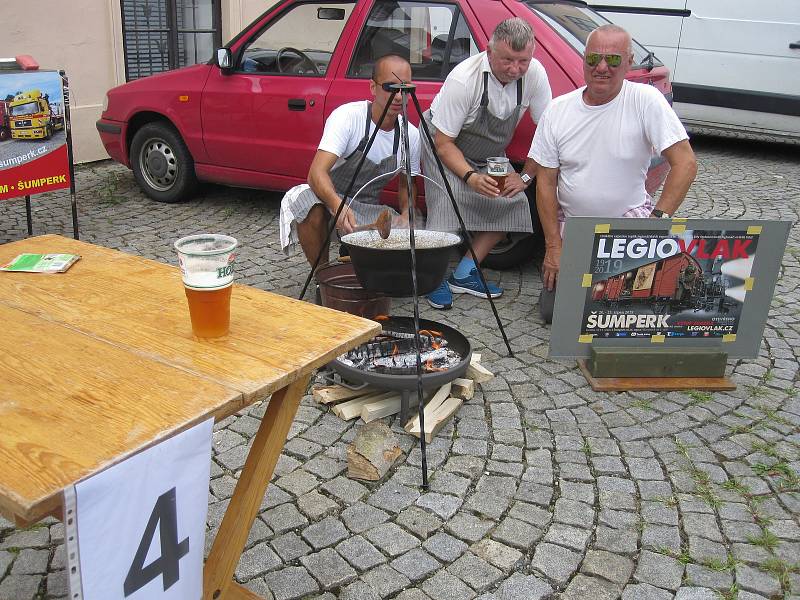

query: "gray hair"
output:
587 24 632 54
490 18 534 52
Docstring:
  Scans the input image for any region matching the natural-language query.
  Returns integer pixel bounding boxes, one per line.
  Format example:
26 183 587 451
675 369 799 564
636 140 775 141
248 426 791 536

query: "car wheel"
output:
130 122 198 203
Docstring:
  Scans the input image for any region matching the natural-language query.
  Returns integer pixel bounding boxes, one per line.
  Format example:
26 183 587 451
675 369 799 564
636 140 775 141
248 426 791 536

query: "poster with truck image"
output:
0 69 70 200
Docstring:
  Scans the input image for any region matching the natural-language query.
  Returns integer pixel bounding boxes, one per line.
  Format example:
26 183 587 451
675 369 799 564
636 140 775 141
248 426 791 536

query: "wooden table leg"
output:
203 375 310 600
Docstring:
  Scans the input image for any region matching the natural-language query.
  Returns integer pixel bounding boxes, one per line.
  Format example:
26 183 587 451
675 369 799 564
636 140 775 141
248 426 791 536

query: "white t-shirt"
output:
429 52 551 138
528 80 688 217
318 100 421 175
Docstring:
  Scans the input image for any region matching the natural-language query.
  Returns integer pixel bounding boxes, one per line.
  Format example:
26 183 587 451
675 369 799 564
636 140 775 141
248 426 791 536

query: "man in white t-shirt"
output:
280 54 421 266
421 18 552 310
527 24 697 323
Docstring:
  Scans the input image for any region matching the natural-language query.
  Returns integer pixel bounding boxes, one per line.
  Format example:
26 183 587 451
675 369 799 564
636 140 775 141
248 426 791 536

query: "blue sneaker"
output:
448 268 503 298
427 279 453 309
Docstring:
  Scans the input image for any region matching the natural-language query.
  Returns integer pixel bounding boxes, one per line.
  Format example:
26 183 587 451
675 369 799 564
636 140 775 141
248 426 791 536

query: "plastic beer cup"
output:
174 234 238 338
486 156 510 191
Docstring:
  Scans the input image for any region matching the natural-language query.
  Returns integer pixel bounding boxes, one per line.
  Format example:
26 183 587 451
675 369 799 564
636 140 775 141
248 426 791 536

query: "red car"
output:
97 0 672 267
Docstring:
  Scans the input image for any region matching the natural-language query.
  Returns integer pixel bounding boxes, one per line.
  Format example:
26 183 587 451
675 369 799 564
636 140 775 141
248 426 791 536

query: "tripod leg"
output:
298 93 398 300
410 91 515 357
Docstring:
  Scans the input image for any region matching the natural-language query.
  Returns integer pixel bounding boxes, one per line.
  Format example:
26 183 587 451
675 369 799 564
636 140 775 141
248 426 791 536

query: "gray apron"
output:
422 72 533 233
288 104 401 225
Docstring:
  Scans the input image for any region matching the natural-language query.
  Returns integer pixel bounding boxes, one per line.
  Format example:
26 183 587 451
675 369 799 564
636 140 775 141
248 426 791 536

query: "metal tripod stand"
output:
298 83 515 489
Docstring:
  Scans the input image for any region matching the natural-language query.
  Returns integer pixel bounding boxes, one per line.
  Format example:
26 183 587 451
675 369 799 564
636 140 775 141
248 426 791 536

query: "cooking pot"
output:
340 230 460 297
314 260 391 319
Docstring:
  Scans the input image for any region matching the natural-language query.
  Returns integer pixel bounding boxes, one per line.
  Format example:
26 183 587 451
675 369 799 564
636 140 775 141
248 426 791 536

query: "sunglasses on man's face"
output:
585 53 623 68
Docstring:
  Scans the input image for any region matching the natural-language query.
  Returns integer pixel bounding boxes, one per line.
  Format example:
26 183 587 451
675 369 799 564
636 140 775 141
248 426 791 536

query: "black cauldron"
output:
340 229 460 297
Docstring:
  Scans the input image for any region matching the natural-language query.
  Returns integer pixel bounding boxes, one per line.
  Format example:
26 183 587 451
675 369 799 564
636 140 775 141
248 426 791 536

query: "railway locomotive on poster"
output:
590 251 729 315
581 229 759 339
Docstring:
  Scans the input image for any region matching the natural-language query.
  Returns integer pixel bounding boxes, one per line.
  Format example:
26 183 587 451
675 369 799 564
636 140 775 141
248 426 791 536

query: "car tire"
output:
130 122 198 203
481 184 544 270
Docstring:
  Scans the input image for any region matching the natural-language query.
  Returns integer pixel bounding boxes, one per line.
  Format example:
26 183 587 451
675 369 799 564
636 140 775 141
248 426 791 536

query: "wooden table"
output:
0 234 380 600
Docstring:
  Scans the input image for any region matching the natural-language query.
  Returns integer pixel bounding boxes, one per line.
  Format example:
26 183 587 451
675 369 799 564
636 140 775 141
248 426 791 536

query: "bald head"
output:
371 54 411 83
586 24 632 56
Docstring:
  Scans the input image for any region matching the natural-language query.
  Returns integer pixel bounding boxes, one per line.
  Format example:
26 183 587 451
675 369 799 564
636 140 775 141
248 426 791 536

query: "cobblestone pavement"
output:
1 132 799 600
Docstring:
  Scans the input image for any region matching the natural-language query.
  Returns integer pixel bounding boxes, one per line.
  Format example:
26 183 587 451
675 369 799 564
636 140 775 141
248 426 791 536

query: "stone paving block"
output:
303 455 346 479
263 503 309 534
446 512 495 543
688 536 728 564
447 552 503 593
514 481 554 506
559 480 595 504
641 524 681 551
390 548 442 582
421 571 477 600
395 589 432 600
263 566 321 600
364 522 420 556
463 492 511 520
554 497 595 528
684 564 733 591
0 528 49 550
674 587 716 600
9 549 47 575
471 539 523 571
339 580 382 600
276 470 320 496
320 476 369 504
634 550 684 590
682 512 724 541
396 506 443 538
594 525 639 554
416 492 463 520
361 565 411 597
735 564 781 597
284 437 324 462
560 574 621 600
423 532 469 563
271 531 312 562
429 471 471 496
599 476 638 495
475 475 518 497
507 501 551 528
641 501 679 525
444 455 485 479
559 462 593 481
494 573 552 600
336 535 386 572
0 574 40 600
300 548 357 590
236 542 283 579
622 583 674 600
531 542 582 584
599 490 637 511
302 516 350 550
297 490 339 521
340 502 389 534
581 549 635 584
367 481 420 514
261 485 293 510
491 516 542 550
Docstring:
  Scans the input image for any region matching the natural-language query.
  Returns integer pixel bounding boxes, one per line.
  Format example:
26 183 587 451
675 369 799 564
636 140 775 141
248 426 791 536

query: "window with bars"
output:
121 0 222 80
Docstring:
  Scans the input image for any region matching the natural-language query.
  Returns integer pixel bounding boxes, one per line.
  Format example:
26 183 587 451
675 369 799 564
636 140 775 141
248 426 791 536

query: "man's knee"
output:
539 286 556 324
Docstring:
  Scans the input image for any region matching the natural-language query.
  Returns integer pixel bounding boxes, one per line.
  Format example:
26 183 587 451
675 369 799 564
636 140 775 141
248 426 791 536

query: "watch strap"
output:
462 170 476 183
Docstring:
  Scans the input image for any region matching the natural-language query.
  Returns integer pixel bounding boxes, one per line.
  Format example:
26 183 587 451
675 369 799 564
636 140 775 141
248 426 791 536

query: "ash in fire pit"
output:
338 325 463 375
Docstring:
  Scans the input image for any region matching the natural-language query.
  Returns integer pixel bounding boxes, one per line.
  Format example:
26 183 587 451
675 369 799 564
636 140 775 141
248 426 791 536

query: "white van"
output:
589 0 800 140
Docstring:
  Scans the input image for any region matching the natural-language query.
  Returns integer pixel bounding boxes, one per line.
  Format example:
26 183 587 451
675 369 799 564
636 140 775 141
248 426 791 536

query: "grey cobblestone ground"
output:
1 131 798 599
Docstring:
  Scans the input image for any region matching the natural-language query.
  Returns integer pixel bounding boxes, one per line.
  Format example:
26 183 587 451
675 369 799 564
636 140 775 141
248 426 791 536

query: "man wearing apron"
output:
280 55 420 267
422 18 551 309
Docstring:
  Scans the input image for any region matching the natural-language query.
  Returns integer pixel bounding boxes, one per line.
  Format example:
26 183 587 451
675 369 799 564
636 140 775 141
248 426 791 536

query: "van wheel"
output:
130 122 198 203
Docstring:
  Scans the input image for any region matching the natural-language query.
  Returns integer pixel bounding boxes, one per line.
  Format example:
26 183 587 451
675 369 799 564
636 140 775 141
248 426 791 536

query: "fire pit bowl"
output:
329 316 472 392
340 229 460 297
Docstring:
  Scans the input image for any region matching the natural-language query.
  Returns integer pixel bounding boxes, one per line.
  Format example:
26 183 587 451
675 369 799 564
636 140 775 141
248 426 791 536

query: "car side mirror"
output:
216 48 233 74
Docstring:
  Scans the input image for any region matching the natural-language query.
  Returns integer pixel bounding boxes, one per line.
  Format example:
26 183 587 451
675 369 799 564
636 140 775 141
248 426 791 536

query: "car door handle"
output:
288 99 306 111
790 41 800 49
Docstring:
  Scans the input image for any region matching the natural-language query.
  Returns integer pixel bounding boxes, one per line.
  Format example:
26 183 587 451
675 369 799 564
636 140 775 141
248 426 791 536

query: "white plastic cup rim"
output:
174 233 238 256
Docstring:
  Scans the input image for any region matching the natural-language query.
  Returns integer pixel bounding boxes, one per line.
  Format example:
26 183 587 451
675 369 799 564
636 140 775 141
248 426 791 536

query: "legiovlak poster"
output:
0 70 70 200
582 228 757 339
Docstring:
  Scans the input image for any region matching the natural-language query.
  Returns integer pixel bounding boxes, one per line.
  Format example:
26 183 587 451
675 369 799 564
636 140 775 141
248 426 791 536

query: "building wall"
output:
0 0 269 164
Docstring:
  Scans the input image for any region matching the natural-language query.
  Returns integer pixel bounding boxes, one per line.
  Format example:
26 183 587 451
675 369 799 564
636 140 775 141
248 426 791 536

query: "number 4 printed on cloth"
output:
67 418 213 600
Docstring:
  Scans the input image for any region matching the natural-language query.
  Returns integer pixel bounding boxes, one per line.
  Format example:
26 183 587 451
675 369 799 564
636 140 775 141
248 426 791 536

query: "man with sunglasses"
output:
527 24 697 323
279 54 420 267
421 18 552 310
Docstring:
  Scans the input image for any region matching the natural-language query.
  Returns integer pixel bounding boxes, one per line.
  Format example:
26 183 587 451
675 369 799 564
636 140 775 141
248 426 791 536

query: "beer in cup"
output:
174 234 238 338
486 156 510 192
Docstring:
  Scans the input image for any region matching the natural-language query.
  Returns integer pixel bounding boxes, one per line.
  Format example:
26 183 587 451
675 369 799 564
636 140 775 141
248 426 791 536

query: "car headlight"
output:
102 94 109 113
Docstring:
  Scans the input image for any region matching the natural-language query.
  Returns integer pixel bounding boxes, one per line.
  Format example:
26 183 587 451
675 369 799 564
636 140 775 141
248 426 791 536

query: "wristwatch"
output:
650 208 671 219
520 173 532 186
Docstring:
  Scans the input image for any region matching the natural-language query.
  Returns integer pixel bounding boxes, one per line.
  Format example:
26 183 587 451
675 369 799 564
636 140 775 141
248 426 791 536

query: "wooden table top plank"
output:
0 235 380 521
0 305 238 521
0 236 380 401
